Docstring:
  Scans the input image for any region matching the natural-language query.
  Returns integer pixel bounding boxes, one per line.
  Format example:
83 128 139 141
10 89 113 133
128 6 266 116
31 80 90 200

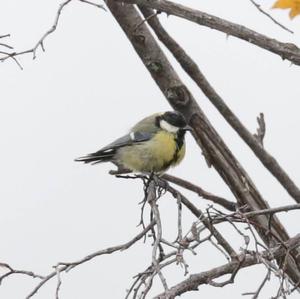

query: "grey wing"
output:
100 131 153 152
75 131 153 164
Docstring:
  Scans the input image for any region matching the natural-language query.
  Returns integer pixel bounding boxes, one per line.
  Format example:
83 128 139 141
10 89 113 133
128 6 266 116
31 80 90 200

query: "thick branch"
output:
106 1 300 286
154 234 300 299
139 7 300 205
119 0 300 65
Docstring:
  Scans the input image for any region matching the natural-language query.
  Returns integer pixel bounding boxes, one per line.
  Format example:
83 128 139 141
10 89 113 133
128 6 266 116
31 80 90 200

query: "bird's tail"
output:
75 150 115 165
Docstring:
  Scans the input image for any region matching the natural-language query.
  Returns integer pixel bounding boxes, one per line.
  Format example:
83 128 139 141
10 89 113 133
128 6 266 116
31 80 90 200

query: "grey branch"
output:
106 1 300 286
25 221 155 298
244 203 300 218
0 263 44 285
138 6 300 206
0 0 105 68
79 0 106 10
249 0 293 34
146 180 169 293
0 0 73 67
159 179 238 260
154 234 300 299
2 1 300 298
0 34 13 50
162 173 237 211
118 0 300 65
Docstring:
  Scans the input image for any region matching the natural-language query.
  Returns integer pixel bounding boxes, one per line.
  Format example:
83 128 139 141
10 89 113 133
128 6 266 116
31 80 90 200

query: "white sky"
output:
0 0 300 298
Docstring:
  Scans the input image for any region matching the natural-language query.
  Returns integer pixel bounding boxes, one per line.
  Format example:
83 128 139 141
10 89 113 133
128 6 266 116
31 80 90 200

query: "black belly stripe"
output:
162 130 186 170
173 129 185 163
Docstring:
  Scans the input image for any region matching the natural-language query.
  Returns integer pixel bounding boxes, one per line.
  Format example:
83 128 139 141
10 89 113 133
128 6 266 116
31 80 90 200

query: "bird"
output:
75 111 190 174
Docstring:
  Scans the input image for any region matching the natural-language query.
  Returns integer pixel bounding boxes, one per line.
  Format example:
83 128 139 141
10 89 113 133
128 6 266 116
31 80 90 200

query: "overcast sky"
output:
1 0 300 298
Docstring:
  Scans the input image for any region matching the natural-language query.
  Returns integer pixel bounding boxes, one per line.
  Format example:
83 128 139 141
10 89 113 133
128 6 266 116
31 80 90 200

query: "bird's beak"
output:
183 125 193 132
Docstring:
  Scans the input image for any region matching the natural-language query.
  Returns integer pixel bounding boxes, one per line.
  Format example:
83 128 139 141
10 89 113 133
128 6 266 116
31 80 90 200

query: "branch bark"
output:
25 221 155 298
139 6 300 205
162 173 237 211
154 234 300 299
117 0 300 65
106 0 300 286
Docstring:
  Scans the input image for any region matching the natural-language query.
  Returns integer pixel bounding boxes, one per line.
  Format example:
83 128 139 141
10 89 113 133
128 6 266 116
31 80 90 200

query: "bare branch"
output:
1 1 300 298
0 0 73 64
0 0 105 66
0 43 13 50
134 10 160 31
25 221 155 299
79 0 106 10
249 0 293 34
119 0 300 65
0 263 44 285
107 1 300 285
139 6 300 205
158 179 238 260
0 34 12 49
244 203 300 218
242 269 271 298
54 266 62 299
0 34 10 39
175 192 183 242
162 173 237 211
146 180 169 292
154 234 300 299
208 257 244 287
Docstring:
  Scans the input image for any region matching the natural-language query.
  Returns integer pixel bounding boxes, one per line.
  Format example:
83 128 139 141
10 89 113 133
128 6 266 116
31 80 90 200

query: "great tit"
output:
75 111 189 173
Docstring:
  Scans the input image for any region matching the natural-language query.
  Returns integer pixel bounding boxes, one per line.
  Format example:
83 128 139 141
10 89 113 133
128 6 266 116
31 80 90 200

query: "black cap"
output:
162 111 187 128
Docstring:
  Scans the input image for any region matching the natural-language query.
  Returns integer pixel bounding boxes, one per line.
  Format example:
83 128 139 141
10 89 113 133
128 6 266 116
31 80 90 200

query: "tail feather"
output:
75 150 115 165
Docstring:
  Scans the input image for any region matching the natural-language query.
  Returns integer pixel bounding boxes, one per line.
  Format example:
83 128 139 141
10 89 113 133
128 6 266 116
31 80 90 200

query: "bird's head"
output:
156 111 190 133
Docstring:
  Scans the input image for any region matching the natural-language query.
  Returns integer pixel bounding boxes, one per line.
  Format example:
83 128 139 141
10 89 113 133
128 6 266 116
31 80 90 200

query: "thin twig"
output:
157 178 238 260
0 263 44 285
25 221 155 298
162 174 236 211
244 204 300 218
146 180 169 292
175 192 183 242
134 10 160 31
0 0 105 67
0 34 12 49
249 0 293 34
1 0 73 63
154 234 300 299
0 43 13 50
0 34 10 39
242 269 270 298
54 266 62 299
79 0 106 10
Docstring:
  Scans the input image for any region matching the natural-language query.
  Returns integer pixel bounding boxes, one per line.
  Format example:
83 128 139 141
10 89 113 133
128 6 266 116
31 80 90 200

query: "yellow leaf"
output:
273 0 300 18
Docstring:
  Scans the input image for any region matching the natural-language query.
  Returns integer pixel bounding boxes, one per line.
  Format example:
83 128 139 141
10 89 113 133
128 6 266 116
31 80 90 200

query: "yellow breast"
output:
116 131 185 173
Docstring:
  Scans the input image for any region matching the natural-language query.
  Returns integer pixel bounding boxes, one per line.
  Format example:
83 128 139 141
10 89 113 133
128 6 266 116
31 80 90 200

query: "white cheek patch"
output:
160 119 179 133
